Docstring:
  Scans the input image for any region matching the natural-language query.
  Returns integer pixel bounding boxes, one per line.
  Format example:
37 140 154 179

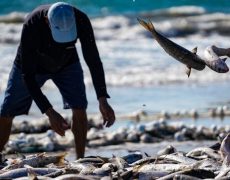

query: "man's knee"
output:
72 108 87 119
0 116 14 125
71 109 87 132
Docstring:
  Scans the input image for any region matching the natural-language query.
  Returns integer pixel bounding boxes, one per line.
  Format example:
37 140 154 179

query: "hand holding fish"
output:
45 108 69 136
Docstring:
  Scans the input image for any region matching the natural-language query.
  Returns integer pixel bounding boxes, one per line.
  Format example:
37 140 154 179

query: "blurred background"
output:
0 0 230 128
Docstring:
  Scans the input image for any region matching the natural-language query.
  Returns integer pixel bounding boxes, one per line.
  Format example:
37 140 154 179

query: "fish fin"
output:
24 165 38 180
222 58 227 62
96 156 109 163
192 47 198 54
133 160 151 173
186 67 191 77
37 152 46 157
56 152 68 166
137 18 155 33
24 164 33 168
144 152 150 157
28 170 38 180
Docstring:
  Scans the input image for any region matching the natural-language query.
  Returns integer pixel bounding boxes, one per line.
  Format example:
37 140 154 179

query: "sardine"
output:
3 152 66 170
137 163 193 172
210 45 230 58
138 171 170 180
73 156 107 167
157 169 215 180
194 158 222 172
93 166 111 177
159 152 197 165
157 145 177 156
69 162 96 174
14 176 53 180
173 174 202 180
186 147 221 160
215 165 230 179
137 19 229 76
220 133 230 162
130 156 157 166
108 156 129 169
51 174 101 180
204 45 229 73
121 153 143 164
0 168 59 179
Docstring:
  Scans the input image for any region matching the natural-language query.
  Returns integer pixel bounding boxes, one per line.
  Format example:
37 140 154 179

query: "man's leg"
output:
0 117 13 151
0 64 48 152
71 108 88 159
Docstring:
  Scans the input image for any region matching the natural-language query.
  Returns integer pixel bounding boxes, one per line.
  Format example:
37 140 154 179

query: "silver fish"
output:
186 147 221 160
157 145 177 156
173 174 202 180
220 133 230 159
220 133 230 163
0 168 59 179
138 18 205 77
138 19 229 76
138 171 170 180
73 156 107 167
194 158 222 172
55 174 100 180
3 152 66 170
215 165 230 179
14 176 52 180
108 156 129 169
93 166 112 177
130 156 157 166
159 152 197 165
204 45 229 73
156 169 215 180
69 162 96 175
210 45 230 58
121 153 143 164
137 163 194 172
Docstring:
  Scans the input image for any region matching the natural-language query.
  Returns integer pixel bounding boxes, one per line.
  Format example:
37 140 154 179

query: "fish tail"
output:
137 18 155 33
24 165 37 179
57 152 67 165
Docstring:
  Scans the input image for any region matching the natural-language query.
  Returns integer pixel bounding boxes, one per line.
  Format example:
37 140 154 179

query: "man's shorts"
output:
0 61 87 117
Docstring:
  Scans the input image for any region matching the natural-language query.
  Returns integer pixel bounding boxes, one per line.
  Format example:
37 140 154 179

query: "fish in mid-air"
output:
204 45 229 73
137 18 229 77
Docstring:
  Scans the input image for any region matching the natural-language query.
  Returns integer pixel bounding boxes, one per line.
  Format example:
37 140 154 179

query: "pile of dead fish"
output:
1 134 230 179
6 118 230 153
87 119 229 147
11 118 102 134
4 117 103 154
4 130 68 154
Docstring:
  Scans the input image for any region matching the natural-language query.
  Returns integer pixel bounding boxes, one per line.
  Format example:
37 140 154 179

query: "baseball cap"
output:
48 2 77 43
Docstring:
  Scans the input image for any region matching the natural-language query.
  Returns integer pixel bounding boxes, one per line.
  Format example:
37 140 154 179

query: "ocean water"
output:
0 0 230 124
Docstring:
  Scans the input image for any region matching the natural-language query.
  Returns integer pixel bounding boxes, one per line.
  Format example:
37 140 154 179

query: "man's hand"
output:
45 108 69 136
99 97 115 127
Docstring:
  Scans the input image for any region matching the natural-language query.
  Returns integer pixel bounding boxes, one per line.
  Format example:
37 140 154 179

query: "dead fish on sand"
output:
0 167 60 179
186 147 221 160
220 133 230 164
2 152 66 170
137 18 229 77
